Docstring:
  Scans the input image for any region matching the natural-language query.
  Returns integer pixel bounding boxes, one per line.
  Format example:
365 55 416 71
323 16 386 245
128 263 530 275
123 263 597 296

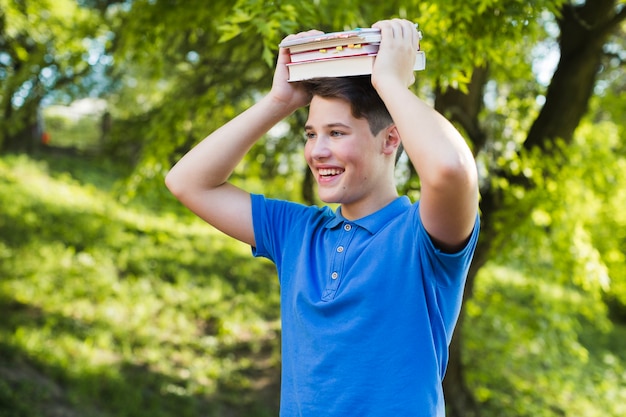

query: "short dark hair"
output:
302 76 393 136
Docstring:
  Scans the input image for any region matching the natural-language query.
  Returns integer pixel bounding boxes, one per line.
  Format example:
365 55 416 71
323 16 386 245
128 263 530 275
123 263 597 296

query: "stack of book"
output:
279 27 425 82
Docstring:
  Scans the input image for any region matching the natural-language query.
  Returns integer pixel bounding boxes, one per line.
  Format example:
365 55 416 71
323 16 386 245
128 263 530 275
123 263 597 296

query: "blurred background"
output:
1 1 625 416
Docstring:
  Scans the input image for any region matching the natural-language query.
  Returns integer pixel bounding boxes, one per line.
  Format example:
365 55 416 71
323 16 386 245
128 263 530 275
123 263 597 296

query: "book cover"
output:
286 50 426 82
279 28 383 53
289 43 380 63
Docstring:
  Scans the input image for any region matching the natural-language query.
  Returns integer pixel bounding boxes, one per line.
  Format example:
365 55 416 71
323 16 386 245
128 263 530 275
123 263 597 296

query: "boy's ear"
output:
382 125 401 156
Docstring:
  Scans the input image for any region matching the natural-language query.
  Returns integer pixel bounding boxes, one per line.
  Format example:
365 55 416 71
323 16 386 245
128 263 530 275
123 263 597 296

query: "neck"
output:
340 190 399 220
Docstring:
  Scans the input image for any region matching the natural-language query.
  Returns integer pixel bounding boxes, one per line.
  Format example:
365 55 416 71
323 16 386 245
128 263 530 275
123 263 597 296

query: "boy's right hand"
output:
269 30 324 111
371 19 419 91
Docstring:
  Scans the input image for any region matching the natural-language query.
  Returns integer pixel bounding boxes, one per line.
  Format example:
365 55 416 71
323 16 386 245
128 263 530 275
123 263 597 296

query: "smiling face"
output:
304 96 399 219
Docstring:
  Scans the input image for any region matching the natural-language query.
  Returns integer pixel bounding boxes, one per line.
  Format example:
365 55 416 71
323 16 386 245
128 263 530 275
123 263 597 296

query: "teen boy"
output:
166 19 480 417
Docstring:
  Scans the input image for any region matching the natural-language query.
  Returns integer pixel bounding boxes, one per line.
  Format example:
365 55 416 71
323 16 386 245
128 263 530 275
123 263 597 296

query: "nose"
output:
307 135 331 160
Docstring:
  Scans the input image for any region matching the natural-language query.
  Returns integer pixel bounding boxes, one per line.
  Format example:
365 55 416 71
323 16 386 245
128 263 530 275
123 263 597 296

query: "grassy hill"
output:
0 152 281 417
2 151 625 417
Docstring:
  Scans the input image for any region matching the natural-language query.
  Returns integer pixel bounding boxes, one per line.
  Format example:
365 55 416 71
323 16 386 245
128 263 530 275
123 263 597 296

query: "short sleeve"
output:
250 193 333 262
414 205 480 288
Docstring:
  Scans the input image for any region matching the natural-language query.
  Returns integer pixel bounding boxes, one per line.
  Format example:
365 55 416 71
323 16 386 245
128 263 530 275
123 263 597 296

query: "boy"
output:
166 19 479 417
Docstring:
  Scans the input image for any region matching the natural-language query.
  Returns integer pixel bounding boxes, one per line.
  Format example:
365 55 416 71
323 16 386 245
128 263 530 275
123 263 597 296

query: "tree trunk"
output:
441 2 625 416
526 0 623 150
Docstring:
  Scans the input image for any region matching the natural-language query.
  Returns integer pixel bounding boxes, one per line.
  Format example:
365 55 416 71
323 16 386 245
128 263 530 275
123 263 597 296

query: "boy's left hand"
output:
371 19 419 89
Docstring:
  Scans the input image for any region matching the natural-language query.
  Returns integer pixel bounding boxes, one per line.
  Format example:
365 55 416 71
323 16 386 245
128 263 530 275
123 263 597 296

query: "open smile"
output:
316 167 345 184
318 168 345 177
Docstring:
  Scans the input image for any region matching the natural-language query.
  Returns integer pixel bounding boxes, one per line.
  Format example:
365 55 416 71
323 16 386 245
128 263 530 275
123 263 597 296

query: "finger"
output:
372 20 394 41
297 29 325 37
401 20 419 49
282 29 324 43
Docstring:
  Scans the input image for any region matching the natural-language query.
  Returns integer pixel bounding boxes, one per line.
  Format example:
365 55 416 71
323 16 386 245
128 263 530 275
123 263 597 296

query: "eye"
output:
303 131 317 141
330 130 344 137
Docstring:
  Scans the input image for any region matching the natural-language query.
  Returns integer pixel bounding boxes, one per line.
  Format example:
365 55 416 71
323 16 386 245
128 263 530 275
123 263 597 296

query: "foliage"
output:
0 0 107 151
43 114 100 150
0 153 281 416
465 264 626 417
483 78 626 311
462 110 626 416
495 124 624 292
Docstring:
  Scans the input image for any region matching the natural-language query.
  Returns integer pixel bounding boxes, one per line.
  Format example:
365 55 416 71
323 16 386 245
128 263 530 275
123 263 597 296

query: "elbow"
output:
164 168 186 199
165 167 225 203
445 151 477 180
431 154 479 195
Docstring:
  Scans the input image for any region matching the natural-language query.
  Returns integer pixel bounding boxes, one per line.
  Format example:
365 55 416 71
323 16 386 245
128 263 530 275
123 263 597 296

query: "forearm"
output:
165 94 296 197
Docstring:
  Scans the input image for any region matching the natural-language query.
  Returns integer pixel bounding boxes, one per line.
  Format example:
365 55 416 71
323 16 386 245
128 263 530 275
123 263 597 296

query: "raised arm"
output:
371 19 479 252
165 31 320 246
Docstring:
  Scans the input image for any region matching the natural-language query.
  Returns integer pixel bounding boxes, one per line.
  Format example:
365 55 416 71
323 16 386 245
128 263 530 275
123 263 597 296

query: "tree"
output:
0 0 105 152
438 2 625 415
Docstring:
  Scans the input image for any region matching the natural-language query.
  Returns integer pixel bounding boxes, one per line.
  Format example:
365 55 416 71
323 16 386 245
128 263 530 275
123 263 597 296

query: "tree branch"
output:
524 0 619 151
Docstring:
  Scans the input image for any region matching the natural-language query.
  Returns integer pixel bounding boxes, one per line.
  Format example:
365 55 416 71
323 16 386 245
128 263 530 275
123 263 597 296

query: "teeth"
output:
319 168 344 176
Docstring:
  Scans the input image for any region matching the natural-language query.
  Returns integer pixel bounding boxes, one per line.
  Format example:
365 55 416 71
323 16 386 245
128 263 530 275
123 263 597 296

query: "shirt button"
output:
344 224 352 231
331 272 338 280
337 246 344 253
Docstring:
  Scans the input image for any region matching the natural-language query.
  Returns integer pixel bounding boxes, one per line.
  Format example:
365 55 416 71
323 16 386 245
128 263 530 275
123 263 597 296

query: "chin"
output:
317 193 341 205
318 196 337 204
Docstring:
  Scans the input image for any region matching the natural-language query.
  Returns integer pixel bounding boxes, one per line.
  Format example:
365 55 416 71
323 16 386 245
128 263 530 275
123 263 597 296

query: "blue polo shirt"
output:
251 194 479 417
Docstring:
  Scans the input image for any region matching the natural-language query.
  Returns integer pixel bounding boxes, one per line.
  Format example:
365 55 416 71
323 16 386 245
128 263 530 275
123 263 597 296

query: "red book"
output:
279 28 385 53
289 43 380 63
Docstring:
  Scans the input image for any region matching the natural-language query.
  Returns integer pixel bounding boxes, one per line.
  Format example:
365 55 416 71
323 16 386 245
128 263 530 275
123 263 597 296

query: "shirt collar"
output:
324 196 412 234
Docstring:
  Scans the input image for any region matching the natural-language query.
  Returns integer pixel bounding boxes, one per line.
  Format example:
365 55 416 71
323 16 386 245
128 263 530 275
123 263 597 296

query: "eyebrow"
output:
304 122 351 130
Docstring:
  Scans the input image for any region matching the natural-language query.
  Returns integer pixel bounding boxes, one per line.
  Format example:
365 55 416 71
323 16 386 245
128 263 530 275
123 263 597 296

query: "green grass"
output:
2 152 625 417
0 153 281 417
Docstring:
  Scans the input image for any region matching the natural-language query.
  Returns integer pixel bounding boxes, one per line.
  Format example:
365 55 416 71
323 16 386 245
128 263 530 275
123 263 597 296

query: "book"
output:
286 51 426 82
279 26 425 82
279 28 385 53
289 43 380 63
